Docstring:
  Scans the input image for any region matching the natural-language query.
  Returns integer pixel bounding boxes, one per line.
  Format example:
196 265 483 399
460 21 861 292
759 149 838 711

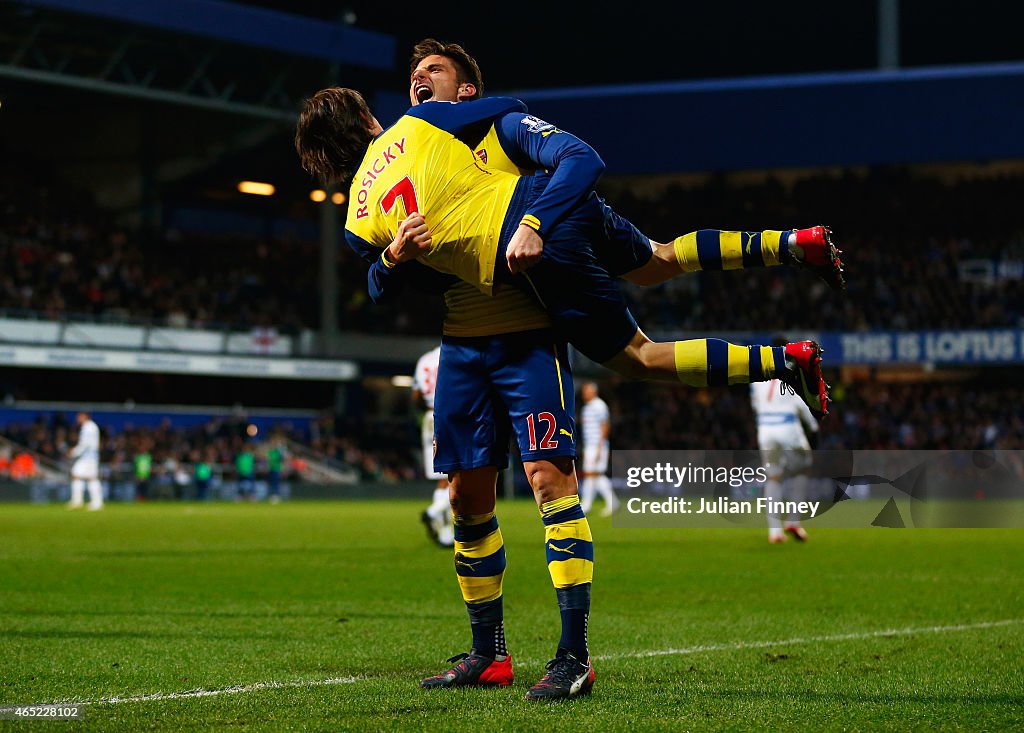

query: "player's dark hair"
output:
410 38 484 99
295 87 373 185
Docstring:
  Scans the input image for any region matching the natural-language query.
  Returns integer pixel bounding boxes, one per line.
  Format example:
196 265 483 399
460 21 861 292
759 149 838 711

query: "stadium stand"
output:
0 405 418 498
0 160 445 335
0 9 1021 496
612 166 1024 333
3 373 1022 498
602 378 1024 453
0 168 314 332
3 161 1024 489
4 163 1023 336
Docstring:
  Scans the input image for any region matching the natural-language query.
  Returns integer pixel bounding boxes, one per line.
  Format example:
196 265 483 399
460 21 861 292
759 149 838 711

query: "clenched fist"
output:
387 213 433 264
506 224 544 274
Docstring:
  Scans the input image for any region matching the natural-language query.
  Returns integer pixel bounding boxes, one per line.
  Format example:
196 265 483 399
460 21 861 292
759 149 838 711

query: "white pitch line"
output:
9 618 1020 708
596 618 1024 661
96 676 363 704
2 676 362 709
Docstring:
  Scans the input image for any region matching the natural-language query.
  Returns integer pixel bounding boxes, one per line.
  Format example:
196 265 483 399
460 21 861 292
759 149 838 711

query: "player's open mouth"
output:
415 84 432 103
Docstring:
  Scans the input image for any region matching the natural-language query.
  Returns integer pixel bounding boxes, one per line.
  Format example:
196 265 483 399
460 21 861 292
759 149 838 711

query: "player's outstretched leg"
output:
420 511 513 689
604 334 831 418
526 496 596 701
629 227 844 290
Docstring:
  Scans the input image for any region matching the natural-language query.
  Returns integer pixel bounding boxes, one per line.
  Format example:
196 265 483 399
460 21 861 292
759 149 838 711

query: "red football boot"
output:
790 225 845 290
419 652 513 689
780 340 830 419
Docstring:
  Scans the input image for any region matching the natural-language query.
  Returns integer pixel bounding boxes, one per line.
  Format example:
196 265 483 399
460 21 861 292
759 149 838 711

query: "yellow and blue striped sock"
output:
674 230 792 272
453 512 507 658
541 495 593 659
673 339 785 387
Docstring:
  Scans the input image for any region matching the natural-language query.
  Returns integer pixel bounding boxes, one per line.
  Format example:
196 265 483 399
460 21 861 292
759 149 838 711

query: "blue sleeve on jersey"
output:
494 112 605 239
345 229 378 263
368 258 457 302
346 230 456 303
407 97 528 135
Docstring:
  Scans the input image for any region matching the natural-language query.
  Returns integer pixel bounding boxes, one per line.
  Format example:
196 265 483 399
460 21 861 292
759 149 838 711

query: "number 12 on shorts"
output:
526 412 559 451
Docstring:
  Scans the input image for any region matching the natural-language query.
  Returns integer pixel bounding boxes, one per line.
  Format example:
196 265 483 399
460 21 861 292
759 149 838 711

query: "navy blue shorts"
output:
591 192 654 277
498 178 648 364
433 329 577 474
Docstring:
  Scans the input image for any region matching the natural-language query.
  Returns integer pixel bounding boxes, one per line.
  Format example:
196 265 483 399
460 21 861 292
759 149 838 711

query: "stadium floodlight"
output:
390 375 414 388
237 181 275 196
310 189 327 202
331 192 347 205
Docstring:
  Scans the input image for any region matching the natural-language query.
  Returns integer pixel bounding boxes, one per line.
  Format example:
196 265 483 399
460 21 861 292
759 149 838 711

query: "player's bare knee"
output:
622 243 676 286
449 467 498 515
524 458 577 506
604 343 652 380
448 476 464 513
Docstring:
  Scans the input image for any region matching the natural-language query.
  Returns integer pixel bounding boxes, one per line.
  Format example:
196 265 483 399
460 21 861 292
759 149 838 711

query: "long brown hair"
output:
295 87 373 185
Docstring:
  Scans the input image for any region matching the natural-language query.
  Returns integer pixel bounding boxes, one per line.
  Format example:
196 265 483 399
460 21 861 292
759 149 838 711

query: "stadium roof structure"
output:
498 62 1024 175
2 0 397 121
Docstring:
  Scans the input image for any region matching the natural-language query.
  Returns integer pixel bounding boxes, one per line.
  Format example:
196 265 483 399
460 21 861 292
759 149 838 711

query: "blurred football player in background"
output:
750 339 820 543
67 411 103 511
414 344 455 548
579 381 617 517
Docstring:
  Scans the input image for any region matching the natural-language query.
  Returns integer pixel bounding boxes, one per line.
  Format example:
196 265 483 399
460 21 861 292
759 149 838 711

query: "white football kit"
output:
750 380 817 475
415 346 452 547
750 380 818 539
414 346 445 481
580 396 610 474
69 419 103 510
579 395 617 515
71 420 100 478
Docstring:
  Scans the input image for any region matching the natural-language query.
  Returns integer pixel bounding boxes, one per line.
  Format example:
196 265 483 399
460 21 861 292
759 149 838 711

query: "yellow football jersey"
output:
442 119 549 337
345 99 550 337
345 104 519 295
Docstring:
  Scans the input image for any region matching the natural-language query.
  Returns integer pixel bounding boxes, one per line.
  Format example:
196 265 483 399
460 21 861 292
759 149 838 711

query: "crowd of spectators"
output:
601 376 1024 453
287 166 1024 335
306 411 418 483
4 375 1020 490
1 409 418 488
2 165 1022 336
3 163 1022 488
0 160 442 335
609 167 1024 334
346 166 1024 335
0 172 316 333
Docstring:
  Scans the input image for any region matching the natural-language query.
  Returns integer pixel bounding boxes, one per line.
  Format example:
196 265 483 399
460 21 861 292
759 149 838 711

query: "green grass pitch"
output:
2 500 1022 731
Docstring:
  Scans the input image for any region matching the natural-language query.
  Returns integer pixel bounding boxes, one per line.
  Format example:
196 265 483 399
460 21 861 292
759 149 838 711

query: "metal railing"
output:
0 435 66 482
